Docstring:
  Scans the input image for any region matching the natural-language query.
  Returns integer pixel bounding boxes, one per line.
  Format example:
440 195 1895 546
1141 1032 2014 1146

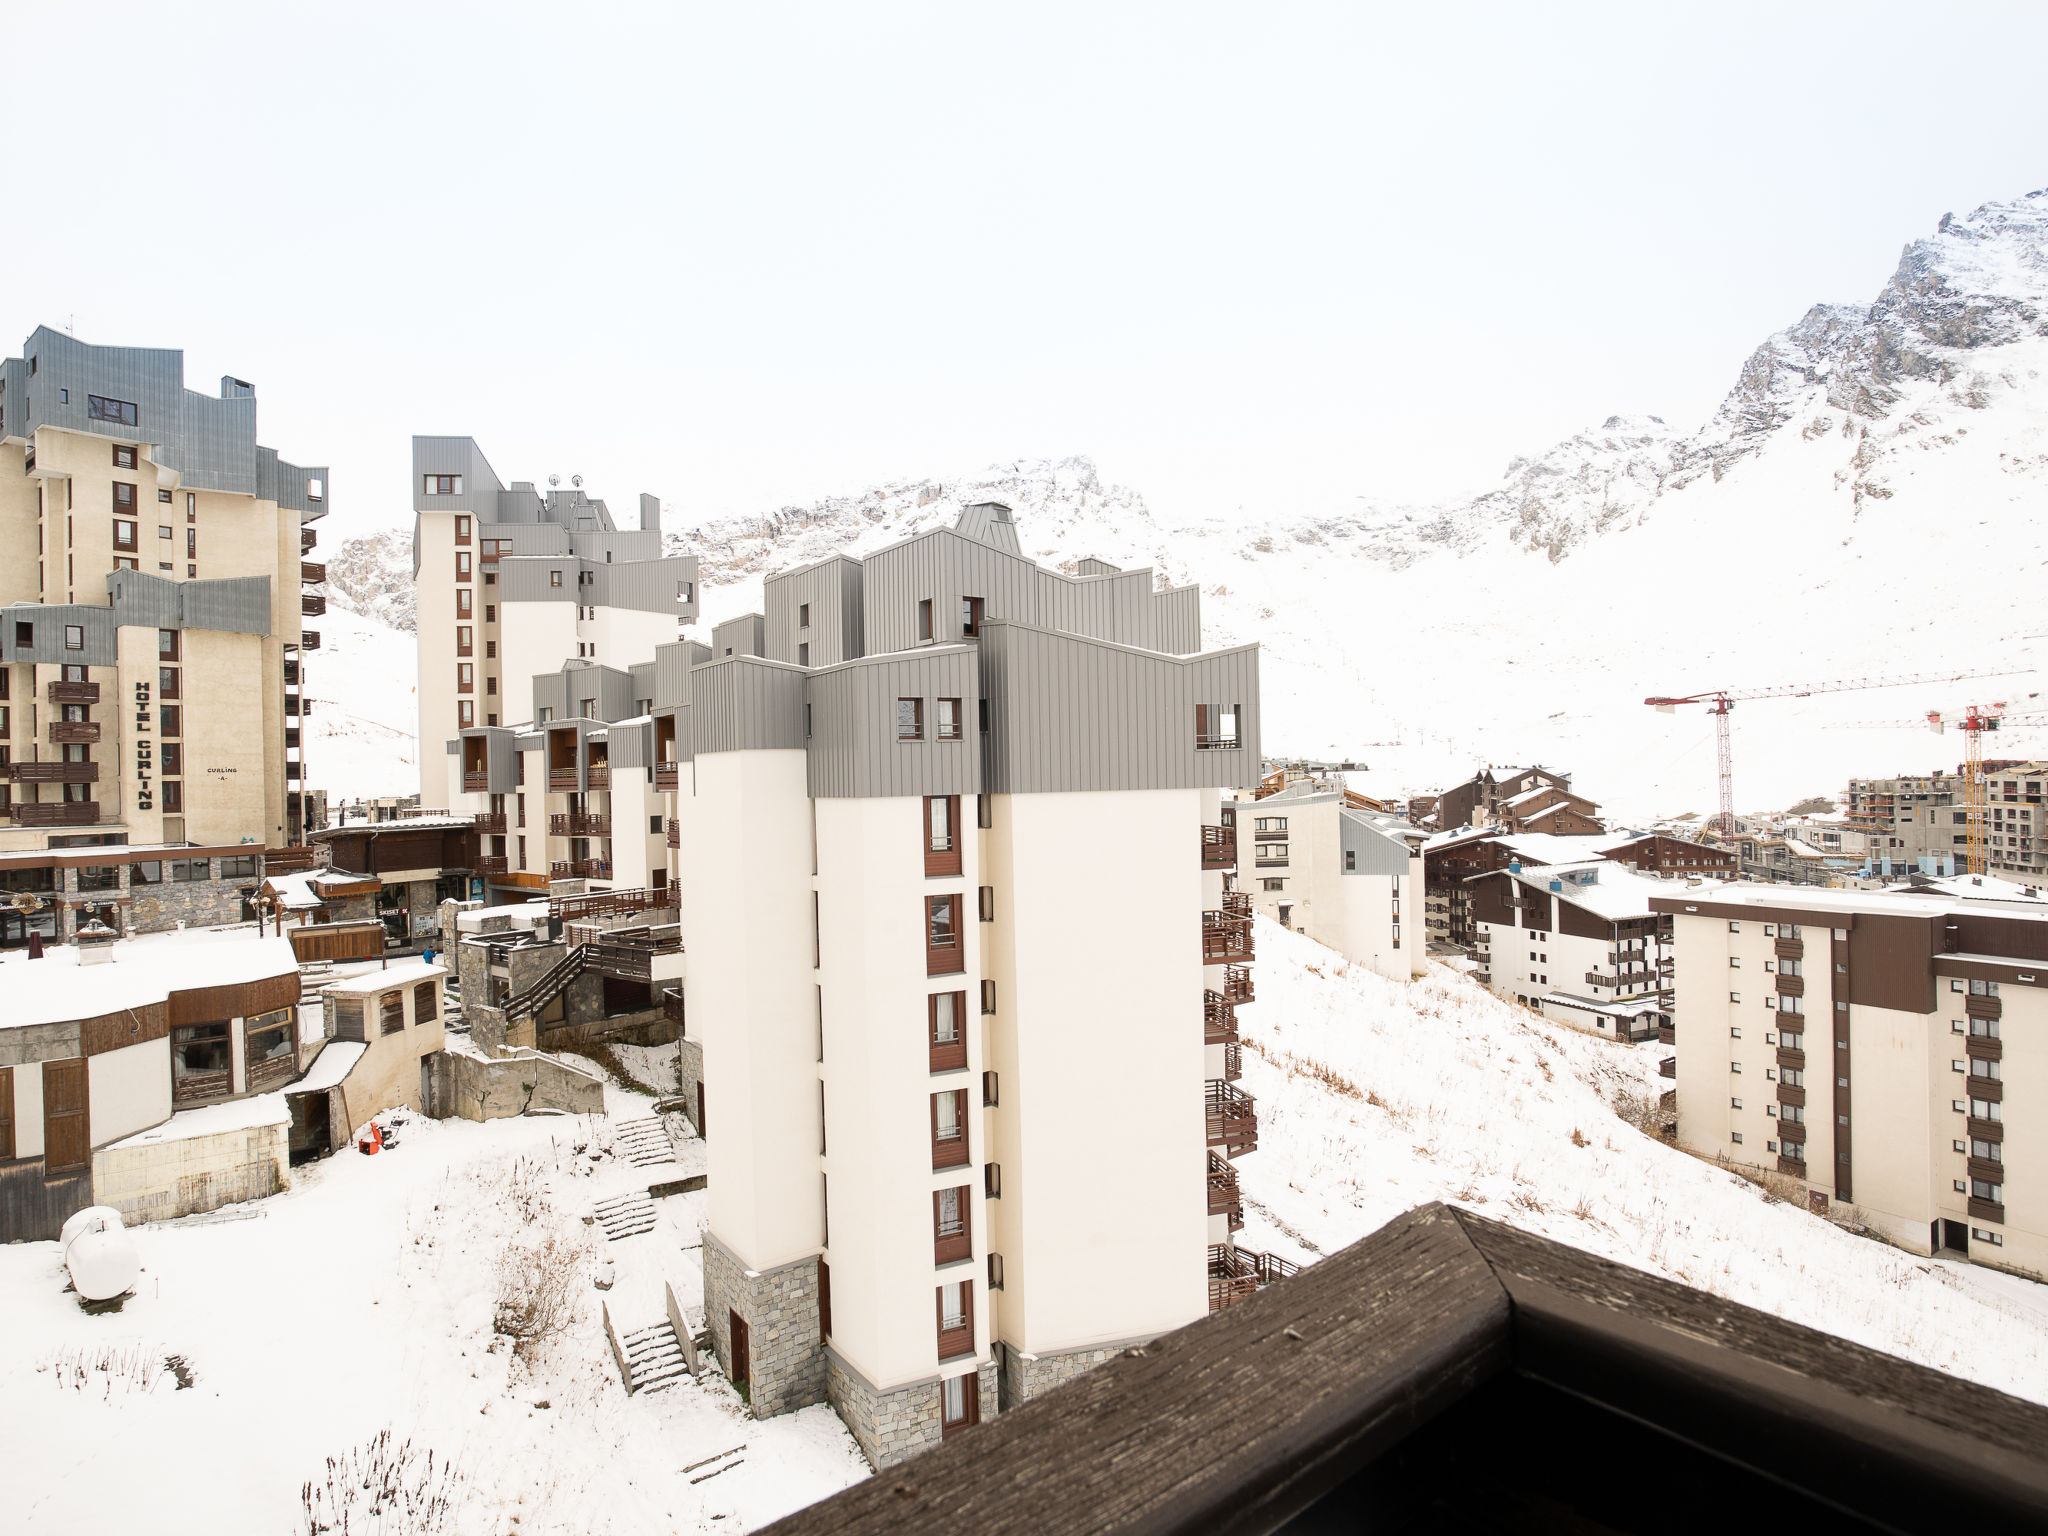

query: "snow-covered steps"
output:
593 1191 657 1241
617 1321 691 1394
612 1117 675 1169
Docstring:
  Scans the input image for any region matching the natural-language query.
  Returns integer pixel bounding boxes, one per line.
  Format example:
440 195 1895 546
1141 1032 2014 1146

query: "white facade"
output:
1233 789 1424 983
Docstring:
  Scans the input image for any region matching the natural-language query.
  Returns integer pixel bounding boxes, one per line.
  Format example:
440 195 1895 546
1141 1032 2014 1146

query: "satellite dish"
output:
572 475 583 488
548 474 560 487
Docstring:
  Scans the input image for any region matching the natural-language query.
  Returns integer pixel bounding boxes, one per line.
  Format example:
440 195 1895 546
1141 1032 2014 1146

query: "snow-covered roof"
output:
1503 785 1572 810
1435 830 1609 865
1889 872 2048 904
1538 990 1664 1019
1476 858 1704 922
289 1040 368 1094
263 869 376 910
322 960 447 997
0 930 300 1029
107 1091 291 1150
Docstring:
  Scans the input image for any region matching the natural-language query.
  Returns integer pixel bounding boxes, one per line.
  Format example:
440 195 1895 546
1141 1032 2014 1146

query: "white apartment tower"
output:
411 437 698 801
650 504 1265 1466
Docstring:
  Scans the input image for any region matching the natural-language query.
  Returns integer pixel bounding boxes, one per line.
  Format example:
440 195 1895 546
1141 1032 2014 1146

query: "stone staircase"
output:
612 1116 675 1169
593 1190 657 1241
615 1319 691 1394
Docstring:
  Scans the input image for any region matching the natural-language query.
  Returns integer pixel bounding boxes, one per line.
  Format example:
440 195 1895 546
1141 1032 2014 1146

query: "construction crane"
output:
1835 704 2048 874
1644 668 2025 842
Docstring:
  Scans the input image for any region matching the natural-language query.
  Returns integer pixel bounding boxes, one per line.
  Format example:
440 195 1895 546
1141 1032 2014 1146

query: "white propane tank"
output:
63 1208 138 1303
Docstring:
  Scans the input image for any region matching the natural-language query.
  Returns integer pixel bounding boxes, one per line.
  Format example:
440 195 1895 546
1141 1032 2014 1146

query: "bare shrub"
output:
301 1430 466 1534
494 1230 585 1362
1570 1128 1588 1148
1510 1189 1547 1214
1609 1087 1664 1137
39 1344 192 1400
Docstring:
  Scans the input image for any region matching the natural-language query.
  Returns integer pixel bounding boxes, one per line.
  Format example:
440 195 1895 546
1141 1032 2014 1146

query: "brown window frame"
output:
380 993 406 1035
934 1184 972 1266
924 794 961 877
159 628 180 661
936 1277 975 1359
159 704 182 737
929 990 968 1072
159 666 180 699
457 663 474 694
456 588 473 618
112 444 137 469
818 1258 832 1341
898 697 924 741
917 598 933 642
456 550 473 581
962 597 984 637
457 625 473 656
978 885 994 922
936 697 963 740
931 1087 969 1169
926 894 963 975
112 480 136 511
939 1371 979 1439
162 779 183 814
454 514 472 543
113 519 137 551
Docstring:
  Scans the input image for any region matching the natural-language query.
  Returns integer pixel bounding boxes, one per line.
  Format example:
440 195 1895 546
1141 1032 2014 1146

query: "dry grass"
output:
301 1430 467 1535
494 1230 585 1363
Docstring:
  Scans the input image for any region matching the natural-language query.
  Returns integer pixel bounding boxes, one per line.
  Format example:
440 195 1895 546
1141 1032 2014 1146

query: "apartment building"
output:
1230 780 1425 983
0 327 327 853
1495 783 1604 835
1980 764 2047 881
1598 833 1739 882
1845 771 1968 877
1422 830 1607 947
1655 883 2045 1277
1428 765 1573 831
1465 859 1675 1040
409 437 698 798
631 503 1265 1467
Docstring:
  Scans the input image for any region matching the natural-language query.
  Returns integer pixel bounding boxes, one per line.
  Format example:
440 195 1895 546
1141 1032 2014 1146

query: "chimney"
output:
76 918 119 965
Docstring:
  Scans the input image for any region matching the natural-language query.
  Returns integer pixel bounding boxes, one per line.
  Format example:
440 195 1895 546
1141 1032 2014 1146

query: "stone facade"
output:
996 1338 1131 1413
827 1349 997 1469
702 1228 825 1418
59 856 254 939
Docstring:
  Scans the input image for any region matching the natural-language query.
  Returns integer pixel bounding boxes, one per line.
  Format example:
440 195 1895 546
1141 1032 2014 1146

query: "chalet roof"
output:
0 928 298 1030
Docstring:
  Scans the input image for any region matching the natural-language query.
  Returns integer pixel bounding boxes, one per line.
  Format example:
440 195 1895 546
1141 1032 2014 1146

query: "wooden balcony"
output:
665 818 679 849
10 801 99 825
1207 1151 1243 1230
301 560 327 583
1968 1115 2002 1145
301 630 320 650
1208 1244 1259 1311
1777 1047 1805 1072
1221 1040 1243 1081
550 861 574 878
45 681 98 704
1221 964 1254 1005
1777 1082 1805 1109
1204 989 1238 1044
1968 1196 2005 1225
301 527 318 553
473 812 506 833
1774 938 1804 960
655 762 680 791
1777 1153 1809 1178
663 986 686 1032
1659 1057 1676 1079
586 764 610 790
1774 974 1804 997
1221 888 1252 918
463 771 489 792
1966 1034 2002 1062
301 592 327 617
476 855 508 874
1206 1080 1258 1158
1202 911 1254 963
48 722 100 744
550 811 610 836
574 859 613 881
548 768 579 792
1657 1022 1676 1045
1965 994 2002 1020
1201 824 1237 870
11 761 98 783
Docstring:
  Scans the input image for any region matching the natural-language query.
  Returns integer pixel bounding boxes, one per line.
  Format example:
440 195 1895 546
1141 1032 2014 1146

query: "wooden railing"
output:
502 948 588 1020
301 630 320 650
48 722 100 744
463 771 489 792
665 818 680 848
46 681 98 703
1202 912 1254 963
553 886 675 922
655 762 680 791
11 761 99 783
1204 990 1238 1044
477 855 508 874
1207 1151 1243 1229
301 560 327 583
1208 1244 1258 1311
1221 889 1252 919
1201 825 1237 869
586 764 610 789
473 812 506 833
550 861 574 878
302 592 327 616
550 811 610 836
1206 1080 1258 1158
575 858 613 880
662 986 685 1032
1221 1040 1243 1081
11 801 100 826
548 768 579 792
1221 964 1254 1005
1659 1057 1676 1079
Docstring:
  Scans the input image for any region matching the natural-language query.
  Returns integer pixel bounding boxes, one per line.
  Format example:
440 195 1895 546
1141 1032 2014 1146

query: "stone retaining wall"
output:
702 1229 824 1419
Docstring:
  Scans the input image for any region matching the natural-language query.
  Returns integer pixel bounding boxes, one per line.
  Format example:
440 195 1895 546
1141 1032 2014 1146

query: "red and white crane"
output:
1644 668 2025 841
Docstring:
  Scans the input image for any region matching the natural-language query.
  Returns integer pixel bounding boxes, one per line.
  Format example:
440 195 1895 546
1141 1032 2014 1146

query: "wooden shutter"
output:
43 1058 89 1174
1196 703 1211 743
0 1065 13 1159
729 1310 750 1387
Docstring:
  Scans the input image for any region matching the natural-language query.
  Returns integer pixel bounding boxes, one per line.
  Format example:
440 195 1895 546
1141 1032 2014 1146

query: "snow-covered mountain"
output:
321 186 2048 816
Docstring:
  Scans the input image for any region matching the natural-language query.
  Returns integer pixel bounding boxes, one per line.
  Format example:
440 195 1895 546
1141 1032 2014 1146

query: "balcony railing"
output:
1221 1040 1243 1081
45 681 98 704
663 986 686 1032
302 630 320 650
1202 911 1254 963
666 818 680 849
550 861 574 879
1206 1080 1258 1158
477 855 508 874
1221 964 1254 1005
301 560 327 584
1965 994 2002 1020
548 768 579 792
575 859 613 881
655 762 680 791
11 761 99 783
1659 1057 1676 1079
473 812 506 834
301 592 327 617
1207 1151 1243 1230
48 722 100 744
463 772 489 793
550 811 610 836
1208 1244 1259 1311
1204 990 1238 1044
11 801 100 825
301 527 318 553
1221 889 1252 919
586 764 610 790
1201 825 1237 870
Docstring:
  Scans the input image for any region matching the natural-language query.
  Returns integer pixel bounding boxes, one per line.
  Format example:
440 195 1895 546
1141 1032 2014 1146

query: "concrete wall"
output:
430 1047 605 1121
92 1118 288 1224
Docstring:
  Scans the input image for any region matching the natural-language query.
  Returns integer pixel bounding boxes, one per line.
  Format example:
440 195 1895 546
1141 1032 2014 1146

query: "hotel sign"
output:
134 680 153 812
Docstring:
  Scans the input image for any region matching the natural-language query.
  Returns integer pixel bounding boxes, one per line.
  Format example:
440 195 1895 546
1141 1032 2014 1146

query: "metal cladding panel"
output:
571 530 663 563
711 612 766 659
766 555 864 667
1340 812 1412 876
411 436 505 513
488 727 520 789
954 502 1023 554
1050 569 1154 650
691 657 806 754
608 720 655 768
177 576 273 636
0 604 118 666
670 703 694 763
600 667 635 723
652 639 709 709
494 484 546 523
493 523 570 555
1153 584 1202 655
532 671 568 723
978 621 1261 795
639 492 662 539
499 558 577 604
629 660 657 701
1076 557 1122 576
862 530 1047 655
590 555 694 616
805 647 980 799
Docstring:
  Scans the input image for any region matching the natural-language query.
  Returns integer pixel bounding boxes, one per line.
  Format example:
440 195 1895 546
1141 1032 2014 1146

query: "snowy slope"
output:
1236 920 2048 1402
322 185 2048 818
304 605 421 801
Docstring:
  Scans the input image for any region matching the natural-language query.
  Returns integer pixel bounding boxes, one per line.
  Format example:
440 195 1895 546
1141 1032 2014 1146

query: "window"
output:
1729 957 1740 968
88 394 139 427
982 1070 998 1108
1972 1097 2002 1122
927 894 963 975
114 521 137 550
918 599 933 642
424 474 464 495
1258 843 1290 864
898 697 924 741
797 643 809 666
1262 878 1285 891
159 667 180 699
159 524 174 540
550 569 563 588
1731 1131 1744 1145
162 780 183 814
934 1185 971 1264
458 625 473 656
129 861 161 886
112 444 136 469
245 1009 296 1078
1972 1179 2003 1205
161 743 182 776
76 865 119 892
940 1372 979 1438
936 698 962 740
459 701 475 728
932 1088 969 1169
985 1162 1001 1198
457 589 473 618
159 705 181 737
378 992 405 1036
799 602 811 628
1971 1016 2000 1039
63 625 82 650
978 885 994 922
172 1022 231 1093
925 795 961 876
456 551 472 580
454 515 471 543
1195 703 1240 750
458 664 474 693
929 990 967 1072
962 597 984 637
1345 850 1356 872
981 979 996 1015
170 858 209 882
936 1278 974 1358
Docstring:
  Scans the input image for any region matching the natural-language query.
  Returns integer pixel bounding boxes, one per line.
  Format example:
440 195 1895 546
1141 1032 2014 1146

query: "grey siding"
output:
105 570 271 636
628 660 657 706
712 612 766 659
461 726 522 793
499 559 578 604
805 648 980 799
954 501 1023 555
692 658 806 754
411 436 507 514
653 639 711 710
608 720 655 769
588 555 697 617
1153 584 1201 656
1339 812 1413 877
0 604 118 666
532 671 567 724
978 622 1260 794
765 555 865 668
1076 557 1122 576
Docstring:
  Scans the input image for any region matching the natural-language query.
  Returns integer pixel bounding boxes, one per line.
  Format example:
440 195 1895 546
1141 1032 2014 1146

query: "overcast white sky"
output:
6 2 2047 539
